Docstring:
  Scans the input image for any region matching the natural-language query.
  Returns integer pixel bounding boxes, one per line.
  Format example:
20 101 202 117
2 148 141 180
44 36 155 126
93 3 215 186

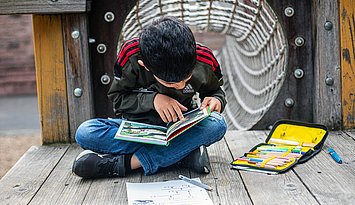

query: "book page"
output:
166 108 209 137
126 178 214 205
116 121 168 145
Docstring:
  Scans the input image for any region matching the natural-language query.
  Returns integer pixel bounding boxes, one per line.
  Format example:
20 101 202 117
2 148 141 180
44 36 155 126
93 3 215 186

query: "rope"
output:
118 0 288 130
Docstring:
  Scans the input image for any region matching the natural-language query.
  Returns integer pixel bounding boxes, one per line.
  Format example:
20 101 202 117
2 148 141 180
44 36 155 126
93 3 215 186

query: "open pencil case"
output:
231 120 328 174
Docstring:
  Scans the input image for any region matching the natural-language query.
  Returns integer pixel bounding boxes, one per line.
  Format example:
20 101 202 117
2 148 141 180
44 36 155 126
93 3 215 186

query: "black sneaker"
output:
72 150 126 178
179 145 211 174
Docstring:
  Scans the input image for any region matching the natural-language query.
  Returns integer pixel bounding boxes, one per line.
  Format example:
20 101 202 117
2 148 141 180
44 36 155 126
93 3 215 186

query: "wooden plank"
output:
62 14 94 142
345 130 355 139
89 0 137 118
225 130 319 204
293 131 355 204
140 164 189 183
191 139 252 205
83 173 142 205
340 0 355 129
312 0 342 130
0 145 69 204
33 14 70 144
29 145 92 204
0 0 87 14
253 0 314 129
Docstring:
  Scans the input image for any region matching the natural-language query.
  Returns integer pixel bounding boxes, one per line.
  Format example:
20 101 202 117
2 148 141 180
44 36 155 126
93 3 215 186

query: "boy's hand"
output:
154 93 188 123
200 97 222 113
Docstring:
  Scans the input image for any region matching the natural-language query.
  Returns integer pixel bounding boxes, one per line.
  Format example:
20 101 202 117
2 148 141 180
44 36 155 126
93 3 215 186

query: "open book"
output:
115 107 211 146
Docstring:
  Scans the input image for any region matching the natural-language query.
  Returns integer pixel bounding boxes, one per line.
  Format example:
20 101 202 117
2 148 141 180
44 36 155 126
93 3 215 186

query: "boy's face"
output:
138 60 192 90
153 75 192 90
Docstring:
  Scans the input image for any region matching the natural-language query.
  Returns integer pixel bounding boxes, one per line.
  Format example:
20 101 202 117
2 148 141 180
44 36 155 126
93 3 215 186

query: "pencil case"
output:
231 120 328 174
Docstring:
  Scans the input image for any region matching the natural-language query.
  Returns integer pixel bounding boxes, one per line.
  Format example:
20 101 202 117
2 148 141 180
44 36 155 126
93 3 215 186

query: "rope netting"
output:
118 0 288 130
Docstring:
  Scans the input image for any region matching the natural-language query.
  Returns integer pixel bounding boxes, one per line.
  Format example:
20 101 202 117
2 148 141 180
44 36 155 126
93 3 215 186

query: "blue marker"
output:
328 148 342 164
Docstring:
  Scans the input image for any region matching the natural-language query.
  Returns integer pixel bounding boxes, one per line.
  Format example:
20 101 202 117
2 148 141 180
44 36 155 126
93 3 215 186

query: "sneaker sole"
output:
75 150 97 161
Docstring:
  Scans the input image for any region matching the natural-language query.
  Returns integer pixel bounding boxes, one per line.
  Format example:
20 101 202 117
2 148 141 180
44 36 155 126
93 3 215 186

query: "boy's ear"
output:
138 60 149 71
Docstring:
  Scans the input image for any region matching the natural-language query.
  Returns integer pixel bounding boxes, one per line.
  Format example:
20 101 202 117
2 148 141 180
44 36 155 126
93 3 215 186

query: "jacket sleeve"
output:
199 69 227 113
107 62 158 115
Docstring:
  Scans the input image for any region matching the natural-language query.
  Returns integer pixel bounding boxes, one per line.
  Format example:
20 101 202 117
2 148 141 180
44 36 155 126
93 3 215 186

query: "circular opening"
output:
118 0 288 130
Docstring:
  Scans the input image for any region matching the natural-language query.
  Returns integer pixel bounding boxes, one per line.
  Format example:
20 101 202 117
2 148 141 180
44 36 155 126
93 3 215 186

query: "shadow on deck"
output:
1 130 355 204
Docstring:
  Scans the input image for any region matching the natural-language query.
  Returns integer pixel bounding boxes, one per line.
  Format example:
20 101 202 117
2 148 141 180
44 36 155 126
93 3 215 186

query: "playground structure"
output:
1 0 354 144
0 1 355 204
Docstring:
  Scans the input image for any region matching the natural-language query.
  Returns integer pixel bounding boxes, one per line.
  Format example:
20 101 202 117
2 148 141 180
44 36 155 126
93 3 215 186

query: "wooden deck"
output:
1 130 355 204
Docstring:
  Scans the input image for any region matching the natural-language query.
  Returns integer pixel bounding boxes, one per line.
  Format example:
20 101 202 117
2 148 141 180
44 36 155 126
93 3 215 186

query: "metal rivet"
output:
71 31 80 39
104 12 115 22
74 88 83 97
89 38 96 44
324 21 333 30
50 0 58 2
284 98 295 108
97 44 107 54
267 125 273 130
284 7 294 17
294 68 304 79
295 37 305 47
325 77 334 86
101 74 111 85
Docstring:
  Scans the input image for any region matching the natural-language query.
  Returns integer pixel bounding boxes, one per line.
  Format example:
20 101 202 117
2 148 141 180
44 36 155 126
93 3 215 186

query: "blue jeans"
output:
75 112 227 175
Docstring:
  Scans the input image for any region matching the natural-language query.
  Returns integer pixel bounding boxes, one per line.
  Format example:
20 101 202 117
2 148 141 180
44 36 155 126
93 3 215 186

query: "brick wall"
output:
0 15 36 96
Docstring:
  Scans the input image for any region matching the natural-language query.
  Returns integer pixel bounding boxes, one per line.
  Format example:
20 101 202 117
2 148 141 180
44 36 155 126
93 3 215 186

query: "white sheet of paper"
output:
126 178 214 205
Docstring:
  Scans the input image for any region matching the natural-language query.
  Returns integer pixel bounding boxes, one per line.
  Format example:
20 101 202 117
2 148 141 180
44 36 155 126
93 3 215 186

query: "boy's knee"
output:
207 112 228 140
75 119 97 144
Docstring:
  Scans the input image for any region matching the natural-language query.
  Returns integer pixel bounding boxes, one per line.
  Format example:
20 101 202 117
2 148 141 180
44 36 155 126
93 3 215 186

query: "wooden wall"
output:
339 0 355 129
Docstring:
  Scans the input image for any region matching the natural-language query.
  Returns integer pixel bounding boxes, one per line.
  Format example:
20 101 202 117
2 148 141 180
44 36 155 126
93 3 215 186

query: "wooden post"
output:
312 0 342 130
339 0 355 129
62 14 94 142
32 15 70 144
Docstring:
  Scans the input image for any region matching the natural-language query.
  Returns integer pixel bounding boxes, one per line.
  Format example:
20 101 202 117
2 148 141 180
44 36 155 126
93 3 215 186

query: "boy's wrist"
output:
142 92 159 111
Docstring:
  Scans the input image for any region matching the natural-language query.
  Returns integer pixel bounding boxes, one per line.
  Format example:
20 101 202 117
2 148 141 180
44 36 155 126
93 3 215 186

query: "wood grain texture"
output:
346 130 355 139
340 0 355 129
0 0 87 14
62 14 94 142
89 0 137 118
28 145 92 204
312 0 342 130
1 131 355 204
191 138 252 205
225 130 319 205
253 0 314 129
33 14 70 144
83 167 142 204
293 131 355 204
0 145 69 205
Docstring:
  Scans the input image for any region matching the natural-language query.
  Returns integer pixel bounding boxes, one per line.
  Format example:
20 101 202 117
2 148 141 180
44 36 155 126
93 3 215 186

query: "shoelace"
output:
98 156 120 176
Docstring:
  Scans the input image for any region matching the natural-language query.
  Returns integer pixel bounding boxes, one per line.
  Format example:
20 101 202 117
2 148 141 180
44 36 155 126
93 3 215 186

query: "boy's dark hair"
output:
139 16 196 82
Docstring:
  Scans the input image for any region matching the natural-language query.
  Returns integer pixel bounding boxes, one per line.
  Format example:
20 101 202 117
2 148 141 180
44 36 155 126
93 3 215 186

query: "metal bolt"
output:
73 88 83 97
71 30 80 39
101 74 111 85
294 68 304 79
325 77 334 86
97 44 107 54
284 98 295 108
284 7 294 17
324 21 333 30
89 38 96 44
295 37 305 47
104 12 115 22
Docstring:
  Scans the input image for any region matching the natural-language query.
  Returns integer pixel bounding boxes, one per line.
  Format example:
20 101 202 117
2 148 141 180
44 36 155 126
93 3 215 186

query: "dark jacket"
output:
107 38 226 126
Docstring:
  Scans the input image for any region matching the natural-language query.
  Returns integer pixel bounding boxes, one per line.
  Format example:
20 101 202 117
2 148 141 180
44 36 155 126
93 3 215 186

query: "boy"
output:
72 16 227 178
